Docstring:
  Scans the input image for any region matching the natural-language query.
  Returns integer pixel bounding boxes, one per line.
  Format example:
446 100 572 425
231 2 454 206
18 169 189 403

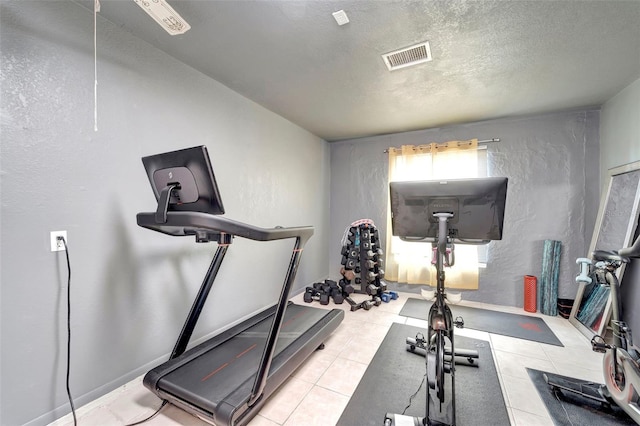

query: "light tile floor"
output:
49 292 602 426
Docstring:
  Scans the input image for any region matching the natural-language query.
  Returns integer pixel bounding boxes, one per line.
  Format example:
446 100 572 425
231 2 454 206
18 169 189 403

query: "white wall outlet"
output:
50 230 68 252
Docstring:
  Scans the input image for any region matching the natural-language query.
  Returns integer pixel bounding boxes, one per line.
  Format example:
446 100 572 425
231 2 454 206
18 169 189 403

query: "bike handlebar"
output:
619 235 640 258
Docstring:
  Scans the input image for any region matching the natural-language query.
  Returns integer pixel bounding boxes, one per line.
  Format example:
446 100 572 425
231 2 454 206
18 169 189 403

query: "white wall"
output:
599 78 640 178
0 2 330 425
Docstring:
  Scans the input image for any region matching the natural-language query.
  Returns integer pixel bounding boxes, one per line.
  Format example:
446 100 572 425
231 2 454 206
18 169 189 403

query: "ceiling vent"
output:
382 41 432 71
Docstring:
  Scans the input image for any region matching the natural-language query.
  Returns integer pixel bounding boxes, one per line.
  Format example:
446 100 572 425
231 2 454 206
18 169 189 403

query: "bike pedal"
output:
592 344 608 353
454 315 464 328
591 335 610 352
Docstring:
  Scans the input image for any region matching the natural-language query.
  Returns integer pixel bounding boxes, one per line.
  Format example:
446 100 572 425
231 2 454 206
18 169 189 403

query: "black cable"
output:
60 237 77 426
124 401 168 426
59 236 166 426
402 373 426 415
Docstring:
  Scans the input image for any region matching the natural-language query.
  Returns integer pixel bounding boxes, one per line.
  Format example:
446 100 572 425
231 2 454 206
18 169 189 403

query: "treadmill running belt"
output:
157 303 329 414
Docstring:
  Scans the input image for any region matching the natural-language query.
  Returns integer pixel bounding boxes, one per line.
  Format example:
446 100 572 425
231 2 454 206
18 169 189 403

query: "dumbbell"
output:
312 282 329 293
361 300 374 311
325 279 338 288
373 296 382 306
366 284 379 295
304 287 330 305
331 289 344 304
303 288 316 303
347 248 359 259
344 258 356 270
366 271 378 281
339 278 355 294
381 291 399 303
340 268 356 281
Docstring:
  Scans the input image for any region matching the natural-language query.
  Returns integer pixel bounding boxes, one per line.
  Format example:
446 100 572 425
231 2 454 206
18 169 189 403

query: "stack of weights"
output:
339 222 387 311
303 280 344 305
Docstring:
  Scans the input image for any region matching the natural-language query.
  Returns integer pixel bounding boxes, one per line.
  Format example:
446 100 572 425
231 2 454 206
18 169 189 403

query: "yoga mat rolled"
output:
524 275 537 313
540 240 561 316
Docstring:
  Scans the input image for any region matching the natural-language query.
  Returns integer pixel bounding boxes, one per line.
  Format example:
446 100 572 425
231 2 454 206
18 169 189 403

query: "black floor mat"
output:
400 298 563 346
527 368 634 425
337 322 509 426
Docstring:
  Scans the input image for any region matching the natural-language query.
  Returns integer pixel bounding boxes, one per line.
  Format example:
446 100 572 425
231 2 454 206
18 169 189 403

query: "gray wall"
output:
0 2 330 425
600 78 640 339
329 110 600 306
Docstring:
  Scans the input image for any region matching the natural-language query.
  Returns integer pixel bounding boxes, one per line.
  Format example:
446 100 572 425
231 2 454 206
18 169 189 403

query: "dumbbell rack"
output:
339 223 387 311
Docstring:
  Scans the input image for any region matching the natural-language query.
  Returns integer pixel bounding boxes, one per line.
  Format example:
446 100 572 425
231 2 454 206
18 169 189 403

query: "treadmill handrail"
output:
137 211 314 243
138 209 316 417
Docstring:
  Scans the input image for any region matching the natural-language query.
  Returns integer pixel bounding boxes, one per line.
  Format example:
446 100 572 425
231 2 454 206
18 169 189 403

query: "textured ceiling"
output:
81 0 640 141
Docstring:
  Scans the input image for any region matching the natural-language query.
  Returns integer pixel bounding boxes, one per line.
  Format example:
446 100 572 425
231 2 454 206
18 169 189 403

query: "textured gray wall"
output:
329 110 600 306
0 2 330 425
600 78 640 340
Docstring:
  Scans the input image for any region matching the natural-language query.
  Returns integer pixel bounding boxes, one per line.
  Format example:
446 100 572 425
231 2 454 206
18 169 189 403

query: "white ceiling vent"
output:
382 41 432 71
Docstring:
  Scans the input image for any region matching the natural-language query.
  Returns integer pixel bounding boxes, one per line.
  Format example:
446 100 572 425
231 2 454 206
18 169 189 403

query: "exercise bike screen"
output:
390 177 508 242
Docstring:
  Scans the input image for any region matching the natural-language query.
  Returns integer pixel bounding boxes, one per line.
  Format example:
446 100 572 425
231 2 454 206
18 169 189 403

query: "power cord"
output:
402 373 426 415
58 236 166 426
58 236 77 426
124 400 168 426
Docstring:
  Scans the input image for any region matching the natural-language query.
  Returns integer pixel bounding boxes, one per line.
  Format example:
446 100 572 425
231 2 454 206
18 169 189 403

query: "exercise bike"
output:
384 177 508 426
545 234 640 423
384 213 480 426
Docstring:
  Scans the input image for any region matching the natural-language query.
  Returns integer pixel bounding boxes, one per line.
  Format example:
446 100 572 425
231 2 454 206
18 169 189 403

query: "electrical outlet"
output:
50 231 68 252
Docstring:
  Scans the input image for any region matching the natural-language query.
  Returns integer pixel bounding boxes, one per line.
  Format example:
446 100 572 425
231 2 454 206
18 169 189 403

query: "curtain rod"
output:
383 138 500 153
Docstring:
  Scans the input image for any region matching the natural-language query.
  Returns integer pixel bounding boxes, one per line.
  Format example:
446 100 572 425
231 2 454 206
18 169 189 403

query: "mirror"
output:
569 161 640 339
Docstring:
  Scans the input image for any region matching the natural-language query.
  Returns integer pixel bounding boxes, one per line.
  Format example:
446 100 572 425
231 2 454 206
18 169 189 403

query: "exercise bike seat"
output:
592 250 630 264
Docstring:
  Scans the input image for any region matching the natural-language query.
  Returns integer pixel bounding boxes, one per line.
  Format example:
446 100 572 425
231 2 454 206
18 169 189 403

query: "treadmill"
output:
137 146 344 426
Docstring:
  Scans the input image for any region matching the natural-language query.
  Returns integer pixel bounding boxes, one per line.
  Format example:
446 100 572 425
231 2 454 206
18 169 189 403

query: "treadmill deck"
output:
144 302 343 425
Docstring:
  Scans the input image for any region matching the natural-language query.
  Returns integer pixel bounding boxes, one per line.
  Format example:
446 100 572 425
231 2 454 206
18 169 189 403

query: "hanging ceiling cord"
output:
94 0 100 132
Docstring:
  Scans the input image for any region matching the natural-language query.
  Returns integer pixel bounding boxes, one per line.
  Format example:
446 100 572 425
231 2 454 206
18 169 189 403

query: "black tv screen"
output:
390 177 508 242
142 145 225 216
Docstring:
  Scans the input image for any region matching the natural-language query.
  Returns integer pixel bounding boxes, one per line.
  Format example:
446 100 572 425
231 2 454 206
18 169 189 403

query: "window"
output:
385 139 487 289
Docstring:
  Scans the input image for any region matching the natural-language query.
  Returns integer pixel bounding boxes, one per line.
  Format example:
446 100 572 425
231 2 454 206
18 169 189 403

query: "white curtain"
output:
385 139 483 289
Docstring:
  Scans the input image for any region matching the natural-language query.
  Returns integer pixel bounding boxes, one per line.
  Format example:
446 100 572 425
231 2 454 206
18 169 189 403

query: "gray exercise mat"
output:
400 298 564 346
337 322 509 426
527 368 634 425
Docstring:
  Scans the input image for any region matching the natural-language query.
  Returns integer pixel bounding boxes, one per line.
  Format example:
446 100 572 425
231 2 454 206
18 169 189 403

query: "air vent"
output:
382 41 432 71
